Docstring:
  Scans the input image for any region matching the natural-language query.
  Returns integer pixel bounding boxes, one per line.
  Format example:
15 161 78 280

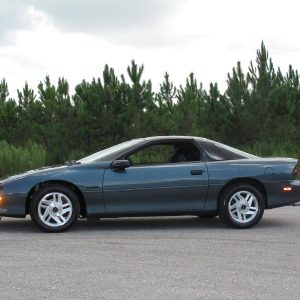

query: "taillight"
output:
293 165 299 177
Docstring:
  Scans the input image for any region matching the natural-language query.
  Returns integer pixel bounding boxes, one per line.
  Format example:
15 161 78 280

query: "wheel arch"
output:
25 180 87 217
217 177 268 209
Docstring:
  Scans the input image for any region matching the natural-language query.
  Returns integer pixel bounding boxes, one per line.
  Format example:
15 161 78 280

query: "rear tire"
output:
30 184 79 232
219 184 264 229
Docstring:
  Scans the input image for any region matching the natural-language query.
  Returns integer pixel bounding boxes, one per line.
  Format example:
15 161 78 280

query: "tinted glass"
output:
128 141 201 165
129 144 175 165
199 140 258 160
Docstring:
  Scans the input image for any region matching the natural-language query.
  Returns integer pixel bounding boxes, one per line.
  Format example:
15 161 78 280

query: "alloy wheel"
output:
38 192 73 227
228 190 259 224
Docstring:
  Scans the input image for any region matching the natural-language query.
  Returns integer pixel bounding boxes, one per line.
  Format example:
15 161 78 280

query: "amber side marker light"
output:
283 187 292 192
0 196 2 203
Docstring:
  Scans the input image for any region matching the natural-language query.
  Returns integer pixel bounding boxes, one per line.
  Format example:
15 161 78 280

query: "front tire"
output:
219 184 264 229
30 184 79 232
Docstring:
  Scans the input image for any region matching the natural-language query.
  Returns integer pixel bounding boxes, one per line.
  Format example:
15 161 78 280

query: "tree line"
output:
0 42 299 176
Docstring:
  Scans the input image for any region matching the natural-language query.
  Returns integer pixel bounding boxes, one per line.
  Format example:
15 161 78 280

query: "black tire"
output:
219 184 264 229
197 213 218 218
30 184 80 232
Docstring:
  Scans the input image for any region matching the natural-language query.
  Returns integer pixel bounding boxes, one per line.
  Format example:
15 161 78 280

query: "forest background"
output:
0 42 299 177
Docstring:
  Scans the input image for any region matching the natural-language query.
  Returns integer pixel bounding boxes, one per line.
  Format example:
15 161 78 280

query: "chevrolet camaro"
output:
0 136 299 232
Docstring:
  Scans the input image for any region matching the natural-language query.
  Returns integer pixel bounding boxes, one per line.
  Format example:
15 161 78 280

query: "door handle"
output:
190 170 205 175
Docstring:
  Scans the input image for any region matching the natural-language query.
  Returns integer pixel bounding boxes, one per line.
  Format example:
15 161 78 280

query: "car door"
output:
102 141 209 213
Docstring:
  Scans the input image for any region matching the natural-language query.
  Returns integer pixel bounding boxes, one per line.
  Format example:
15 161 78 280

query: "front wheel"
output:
30 184 79 232
219 184 264 229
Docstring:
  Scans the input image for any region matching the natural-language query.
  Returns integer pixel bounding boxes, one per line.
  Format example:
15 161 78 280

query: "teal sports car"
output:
0 136 299 232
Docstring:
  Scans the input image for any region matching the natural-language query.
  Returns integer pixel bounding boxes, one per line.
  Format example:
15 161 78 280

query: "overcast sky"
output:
1 0 300 97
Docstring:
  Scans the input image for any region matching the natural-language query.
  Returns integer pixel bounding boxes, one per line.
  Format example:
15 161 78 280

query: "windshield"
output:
199 139 258 160
78 139 143 164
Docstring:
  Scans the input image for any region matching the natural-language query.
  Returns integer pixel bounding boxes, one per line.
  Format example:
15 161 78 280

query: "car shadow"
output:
253 218 292 229
0 218 37 233
75 216 226 232
0 215 291 233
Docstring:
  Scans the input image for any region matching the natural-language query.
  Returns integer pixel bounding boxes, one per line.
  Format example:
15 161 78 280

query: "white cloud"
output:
1 0 300 98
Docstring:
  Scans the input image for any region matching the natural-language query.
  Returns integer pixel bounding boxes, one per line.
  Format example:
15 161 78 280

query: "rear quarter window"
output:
199 140 257 161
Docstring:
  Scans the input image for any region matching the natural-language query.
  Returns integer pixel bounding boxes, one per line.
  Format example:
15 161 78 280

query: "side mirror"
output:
111 159 131 170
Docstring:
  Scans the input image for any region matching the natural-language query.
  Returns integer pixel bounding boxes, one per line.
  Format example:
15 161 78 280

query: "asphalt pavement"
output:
0 206 299 300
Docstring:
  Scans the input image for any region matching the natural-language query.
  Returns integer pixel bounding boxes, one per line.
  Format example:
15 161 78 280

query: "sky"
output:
1 0 300 98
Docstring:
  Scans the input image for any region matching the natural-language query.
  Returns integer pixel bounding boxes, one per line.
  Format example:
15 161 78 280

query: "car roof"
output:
143 136 199 141
142 136 214 143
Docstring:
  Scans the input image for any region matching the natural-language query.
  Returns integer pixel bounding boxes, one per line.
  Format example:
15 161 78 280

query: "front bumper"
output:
0 194 27 217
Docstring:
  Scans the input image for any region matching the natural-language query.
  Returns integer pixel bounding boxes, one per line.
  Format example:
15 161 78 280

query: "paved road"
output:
0 206 299 300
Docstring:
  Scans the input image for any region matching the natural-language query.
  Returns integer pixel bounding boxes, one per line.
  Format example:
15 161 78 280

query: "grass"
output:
0 141 46 178
243 141 300 159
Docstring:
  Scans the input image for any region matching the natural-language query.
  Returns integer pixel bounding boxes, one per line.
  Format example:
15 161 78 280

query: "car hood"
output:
0 165 68 184
0 161 110 185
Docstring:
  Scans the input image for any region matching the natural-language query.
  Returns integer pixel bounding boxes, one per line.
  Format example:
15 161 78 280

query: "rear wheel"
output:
219 184 264 229
30 184 79 232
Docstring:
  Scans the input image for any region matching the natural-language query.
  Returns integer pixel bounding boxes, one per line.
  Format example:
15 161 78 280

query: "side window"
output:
127 142 201 165
129 144 174 165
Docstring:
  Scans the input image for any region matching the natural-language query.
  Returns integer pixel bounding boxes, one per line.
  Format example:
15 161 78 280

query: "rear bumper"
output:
0 194 27 217
265 179 300 209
